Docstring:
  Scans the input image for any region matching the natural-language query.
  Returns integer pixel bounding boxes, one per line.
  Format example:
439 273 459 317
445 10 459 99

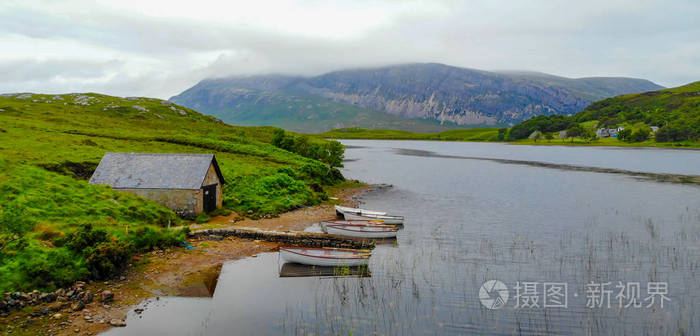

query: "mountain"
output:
508 81 700 142
170 63 663 132
169 74 458 133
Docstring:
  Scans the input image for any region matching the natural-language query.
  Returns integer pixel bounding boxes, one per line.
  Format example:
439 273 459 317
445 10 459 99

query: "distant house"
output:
558 130 568 139
650 126 660 133
596 128 620 138
528 130 543 139
89 153 225 218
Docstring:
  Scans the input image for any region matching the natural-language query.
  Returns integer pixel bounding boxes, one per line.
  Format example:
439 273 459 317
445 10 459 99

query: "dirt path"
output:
1 184 371 336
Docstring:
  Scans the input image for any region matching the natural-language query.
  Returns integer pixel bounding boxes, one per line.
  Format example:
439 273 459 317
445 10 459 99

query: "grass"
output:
513 136 700 148
0 92 345 292
313 127 700 149
314 127 501 141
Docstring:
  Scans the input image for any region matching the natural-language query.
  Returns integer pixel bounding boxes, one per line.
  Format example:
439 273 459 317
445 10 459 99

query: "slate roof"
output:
89 153 225 190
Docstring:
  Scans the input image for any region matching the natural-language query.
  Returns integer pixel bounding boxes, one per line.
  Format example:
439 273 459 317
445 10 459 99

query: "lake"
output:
105 141 700 335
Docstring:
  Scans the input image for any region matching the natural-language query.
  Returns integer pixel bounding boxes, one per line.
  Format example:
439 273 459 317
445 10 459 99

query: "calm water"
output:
106 141 700 336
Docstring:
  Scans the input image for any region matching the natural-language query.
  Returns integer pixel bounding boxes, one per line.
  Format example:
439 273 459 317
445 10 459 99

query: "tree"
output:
497 128 508 141
323 141 344 168
272 129 293 151
566 124 585 142
617 128 631 141
628 128 650 142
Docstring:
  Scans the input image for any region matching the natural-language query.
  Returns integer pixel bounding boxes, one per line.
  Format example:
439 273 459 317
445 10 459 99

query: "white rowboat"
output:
325 224 399 239
341 212 404 225
335 205 387 216
279 247 371 267
320 220 387 230
335 205 404 225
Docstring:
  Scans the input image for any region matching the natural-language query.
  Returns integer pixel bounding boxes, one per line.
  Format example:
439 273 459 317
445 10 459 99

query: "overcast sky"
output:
1 0 699 99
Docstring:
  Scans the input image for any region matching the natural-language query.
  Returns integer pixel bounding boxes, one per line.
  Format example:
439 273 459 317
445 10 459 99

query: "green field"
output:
512 137 700 148
315 127 501 141
0 92 345 292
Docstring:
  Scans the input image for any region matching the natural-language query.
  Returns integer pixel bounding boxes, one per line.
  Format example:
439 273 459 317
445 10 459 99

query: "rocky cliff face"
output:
171 63 663 129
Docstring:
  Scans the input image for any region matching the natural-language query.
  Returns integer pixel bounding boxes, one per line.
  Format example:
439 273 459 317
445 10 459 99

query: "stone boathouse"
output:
89 153 225 217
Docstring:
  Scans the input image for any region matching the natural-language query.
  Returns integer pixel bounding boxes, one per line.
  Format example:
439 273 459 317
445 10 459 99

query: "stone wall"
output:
189 228 375 249
117 188 201 218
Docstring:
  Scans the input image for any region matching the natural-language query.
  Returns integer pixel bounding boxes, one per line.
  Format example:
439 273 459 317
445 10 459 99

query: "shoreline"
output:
327 137 700 150
0 183 372 336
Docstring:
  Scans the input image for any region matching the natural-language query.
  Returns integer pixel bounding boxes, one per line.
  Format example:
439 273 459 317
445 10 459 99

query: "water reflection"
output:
279 263 372 278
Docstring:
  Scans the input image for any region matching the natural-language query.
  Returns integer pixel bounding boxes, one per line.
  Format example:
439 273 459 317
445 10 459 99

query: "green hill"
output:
508 81 700 144
0 92 344 292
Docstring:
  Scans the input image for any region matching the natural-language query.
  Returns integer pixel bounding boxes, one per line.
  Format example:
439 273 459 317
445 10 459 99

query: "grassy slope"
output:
0 92 343 292
314 127 500 141
576 81 700 121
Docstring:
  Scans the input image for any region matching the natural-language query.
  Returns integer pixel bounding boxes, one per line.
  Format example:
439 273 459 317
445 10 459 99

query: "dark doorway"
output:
202 184 217 213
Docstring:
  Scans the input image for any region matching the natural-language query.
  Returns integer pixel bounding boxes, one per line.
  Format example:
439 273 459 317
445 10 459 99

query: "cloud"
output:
0 0 698 98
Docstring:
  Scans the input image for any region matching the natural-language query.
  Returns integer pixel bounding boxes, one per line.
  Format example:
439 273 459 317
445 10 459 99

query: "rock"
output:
51 313 63 319
134 308 144 314
40 292 57 303
46 302 66 312
82 291 94 303
208 235 223 241
109 319 126 327
101 290 114 303
71 302 85 312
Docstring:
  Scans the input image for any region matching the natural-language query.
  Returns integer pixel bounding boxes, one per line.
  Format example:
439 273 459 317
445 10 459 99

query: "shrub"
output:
83 240 132 279
194 212 211 224
272 129 344 167
617 129 631 141
628 129 650 142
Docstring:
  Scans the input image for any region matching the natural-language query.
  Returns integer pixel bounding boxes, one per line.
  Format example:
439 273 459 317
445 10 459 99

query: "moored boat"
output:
335 205 404 224
325 224 399 239
320 220 388 231
279 247 371 267
341 212 404 225
335 205 387 216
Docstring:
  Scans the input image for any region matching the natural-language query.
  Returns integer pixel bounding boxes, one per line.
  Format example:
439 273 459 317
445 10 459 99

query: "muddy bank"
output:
0 184 372 336
395 148 700 185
